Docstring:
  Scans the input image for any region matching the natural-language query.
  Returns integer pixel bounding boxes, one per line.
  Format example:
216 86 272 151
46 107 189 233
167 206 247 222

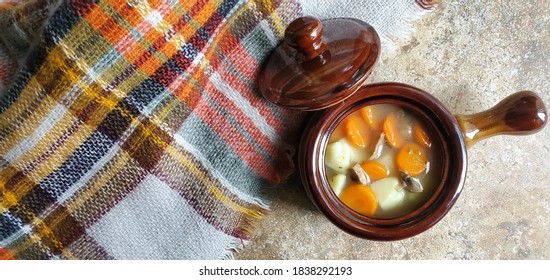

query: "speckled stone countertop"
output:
237 1 550 259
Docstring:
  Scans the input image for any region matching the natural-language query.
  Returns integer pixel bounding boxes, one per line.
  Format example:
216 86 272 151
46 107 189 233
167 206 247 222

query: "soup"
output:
325 104 443 219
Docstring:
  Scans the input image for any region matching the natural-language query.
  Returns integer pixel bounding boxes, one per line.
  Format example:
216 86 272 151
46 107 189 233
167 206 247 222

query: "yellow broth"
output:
325 104 443 219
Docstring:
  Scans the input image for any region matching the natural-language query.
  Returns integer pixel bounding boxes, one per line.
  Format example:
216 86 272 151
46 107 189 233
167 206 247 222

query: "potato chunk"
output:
330 174 347 196
325 139 352 172
370 177 405 211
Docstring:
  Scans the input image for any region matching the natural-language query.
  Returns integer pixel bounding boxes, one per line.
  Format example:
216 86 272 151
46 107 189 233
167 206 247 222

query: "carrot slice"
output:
396 143 428 176
413 122 432 147
383 113 403 148
359 107 377 129
361 161 388 181
339 184 378 216
345 116 369 148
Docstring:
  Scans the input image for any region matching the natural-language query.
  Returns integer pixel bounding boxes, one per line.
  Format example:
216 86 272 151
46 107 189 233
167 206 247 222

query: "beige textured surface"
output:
237 1 550 259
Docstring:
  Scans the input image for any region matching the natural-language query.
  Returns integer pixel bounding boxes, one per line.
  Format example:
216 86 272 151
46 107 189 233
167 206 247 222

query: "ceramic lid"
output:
258 16 381 111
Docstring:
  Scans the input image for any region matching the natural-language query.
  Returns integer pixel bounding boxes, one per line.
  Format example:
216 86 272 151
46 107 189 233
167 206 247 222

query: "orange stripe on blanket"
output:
99 18 129 44
173 79 202 112
211 57 286 133
193 99 279 183
141 24 163 43
148 0 162 9
124 43 148 64
84 5 163 76
105 0 142 26
215 31 260 79
204 83 280 161
178 0 199 11
209 33 308 141
207 60 290 137
87 1 203 79
0 248 16 260
206 5 308 135
194 1 218 25
139 56 164 76
84 6 131 51
172 59 209 105
190 22 290 133
82 4 110 27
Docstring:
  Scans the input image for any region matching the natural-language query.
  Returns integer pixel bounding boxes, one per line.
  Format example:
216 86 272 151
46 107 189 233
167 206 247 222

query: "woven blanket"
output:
0 0 435 259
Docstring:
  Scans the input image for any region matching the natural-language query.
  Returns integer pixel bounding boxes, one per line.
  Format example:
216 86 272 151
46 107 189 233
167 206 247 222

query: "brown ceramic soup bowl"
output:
298 83 546 240
258 17 547 240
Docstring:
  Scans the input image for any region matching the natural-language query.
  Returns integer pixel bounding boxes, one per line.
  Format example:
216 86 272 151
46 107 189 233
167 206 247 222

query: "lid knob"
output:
285 17 327 60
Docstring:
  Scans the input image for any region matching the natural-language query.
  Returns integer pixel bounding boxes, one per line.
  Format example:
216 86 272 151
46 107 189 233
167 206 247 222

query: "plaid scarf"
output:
0 0 435 259
1 0 303 259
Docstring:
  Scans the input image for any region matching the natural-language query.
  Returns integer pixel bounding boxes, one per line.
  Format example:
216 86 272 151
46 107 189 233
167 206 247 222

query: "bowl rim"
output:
298 82 468 240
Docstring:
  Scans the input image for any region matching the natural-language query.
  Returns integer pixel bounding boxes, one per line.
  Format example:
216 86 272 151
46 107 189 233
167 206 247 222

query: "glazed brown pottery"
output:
258 16 548 240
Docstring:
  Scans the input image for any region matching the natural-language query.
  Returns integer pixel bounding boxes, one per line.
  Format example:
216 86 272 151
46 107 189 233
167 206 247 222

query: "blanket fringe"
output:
379 2 438 53
222 206 267 259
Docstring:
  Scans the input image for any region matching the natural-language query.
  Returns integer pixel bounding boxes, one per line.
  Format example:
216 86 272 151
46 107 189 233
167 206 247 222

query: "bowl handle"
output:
455 91 547 148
